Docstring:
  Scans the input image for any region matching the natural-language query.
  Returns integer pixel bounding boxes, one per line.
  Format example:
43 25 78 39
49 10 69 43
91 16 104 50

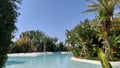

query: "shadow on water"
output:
6 61 25 65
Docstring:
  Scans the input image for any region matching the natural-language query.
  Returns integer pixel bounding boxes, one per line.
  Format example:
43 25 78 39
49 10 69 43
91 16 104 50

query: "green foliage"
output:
57 42 67 51
85 0 120 60
10 43 25 53
72 48 81 58
10 30 68 53
0 0 21 67
65 18 120 67
115 44 120 60
82 0 120 67
109 35 120 60
65 19 102 58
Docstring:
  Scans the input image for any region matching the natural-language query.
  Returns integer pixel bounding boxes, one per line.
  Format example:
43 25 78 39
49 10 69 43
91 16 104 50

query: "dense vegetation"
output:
0 0 21 67
65 0 120 68
9 30 68 53
66 19 120 59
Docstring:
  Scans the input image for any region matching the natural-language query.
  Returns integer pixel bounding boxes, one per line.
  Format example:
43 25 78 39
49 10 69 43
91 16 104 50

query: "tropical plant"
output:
83 0 120 67
0 0 21 67
109 35 120 60
84 0 120 59
10 30 67 53
57 42 66 51
21 30 45 52
65 19 101 58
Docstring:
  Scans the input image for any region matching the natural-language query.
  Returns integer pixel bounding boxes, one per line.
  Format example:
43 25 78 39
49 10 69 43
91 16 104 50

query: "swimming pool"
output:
5 53 120 68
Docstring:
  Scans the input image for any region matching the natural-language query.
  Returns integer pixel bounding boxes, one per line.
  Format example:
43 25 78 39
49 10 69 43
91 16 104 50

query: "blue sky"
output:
16 0 95 42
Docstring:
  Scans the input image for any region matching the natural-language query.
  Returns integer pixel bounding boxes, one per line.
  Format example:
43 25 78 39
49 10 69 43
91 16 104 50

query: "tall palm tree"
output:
84 0 120 59
84 0 120 67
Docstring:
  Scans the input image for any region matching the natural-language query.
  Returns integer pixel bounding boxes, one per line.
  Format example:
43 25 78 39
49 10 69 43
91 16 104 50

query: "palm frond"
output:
114 36 120 44
98 0 107 7
86 0 98 4
84 0 105 13
116 41 120 45
83 9 98 13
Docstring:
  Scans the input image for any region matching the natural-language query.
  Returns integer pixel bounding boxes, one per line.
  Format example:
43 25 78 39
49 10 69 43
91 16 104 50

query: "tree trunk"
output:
43 42 46 52
97 47 112 68
80 45 89 58
100 21 113 60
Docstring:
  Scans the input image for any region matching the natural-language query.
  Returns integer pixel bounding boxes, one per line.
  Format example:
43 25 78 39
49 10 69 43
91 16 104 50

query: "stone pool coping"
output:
71 57 120 66
7 52 71 57
7 52 52 57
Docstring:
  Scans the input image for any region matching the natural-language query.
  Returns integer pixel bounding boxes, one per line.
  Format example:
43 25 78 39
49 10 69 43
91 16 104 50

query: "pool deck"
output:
71 57 120 66
7 52 71 57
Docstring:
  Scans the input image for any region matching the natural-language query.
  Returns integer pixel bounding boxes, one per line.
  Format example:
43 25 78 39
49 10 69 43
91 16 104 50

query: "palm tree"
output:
16 35 31 52
42 35 49 52
73 20 90 58
65 30 76 50
84 0 120 68
65 19 96 58
84 0 120 59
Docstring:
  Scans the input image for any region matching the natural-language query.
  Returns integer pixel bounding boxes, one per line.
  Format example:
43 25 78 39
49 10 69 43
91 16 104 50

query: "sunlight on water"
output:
5 53 120 68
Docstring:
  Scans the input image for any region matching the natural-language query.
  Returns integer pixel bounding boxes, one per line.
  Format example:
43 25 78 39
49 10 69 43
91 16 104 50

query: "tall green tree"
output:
10 30 61 52
46 37 58 52
84 0 120 59
84 0 120 67
0 0 21 67
21 30 45 52
65 19 100 58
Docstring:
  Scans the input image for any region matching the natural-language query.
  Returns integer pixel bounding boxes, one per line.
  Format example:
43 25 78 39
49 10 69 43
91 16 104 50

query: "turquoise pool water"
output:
6 53 120 68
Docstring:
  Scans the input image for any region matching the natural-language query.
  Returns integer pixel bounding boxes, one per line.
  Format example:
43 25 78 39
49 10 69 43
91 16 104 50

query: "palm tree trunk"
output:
68 44 70 51
43 42 46 52
97 47 112 68
101 21 113 60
